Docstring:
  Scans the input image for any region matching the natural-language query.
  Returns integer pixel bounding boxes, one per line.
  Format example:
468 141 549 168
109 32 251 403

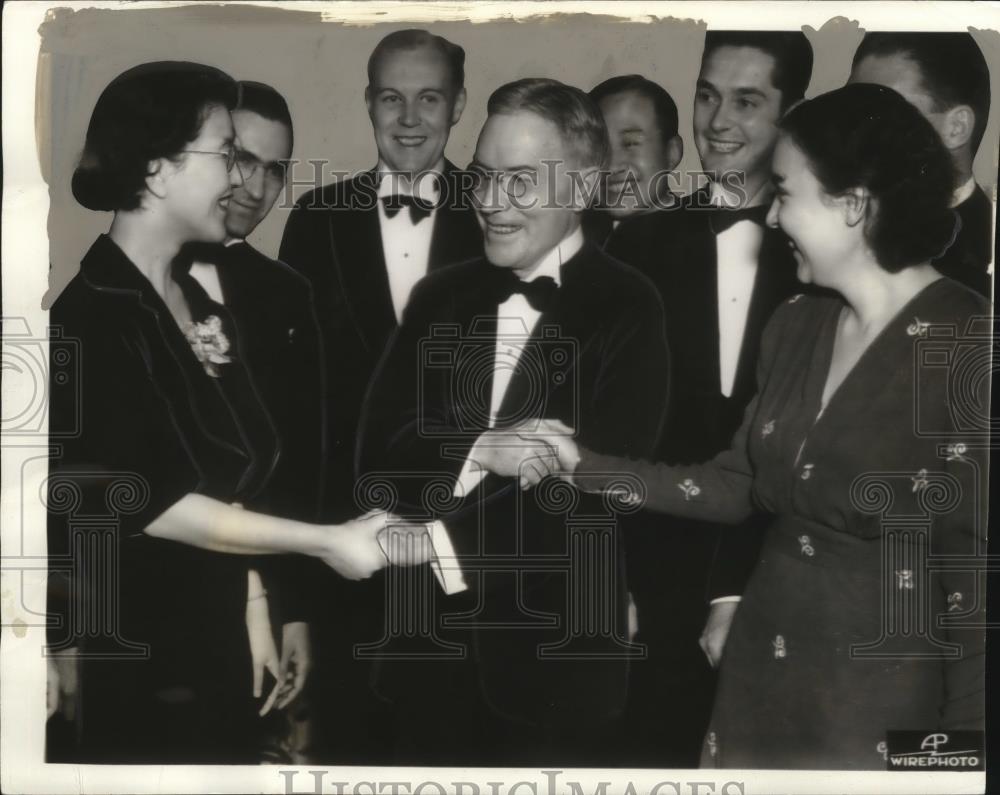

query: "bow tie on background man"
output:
491 269 560 313
709 202 771 235
381 193 436 224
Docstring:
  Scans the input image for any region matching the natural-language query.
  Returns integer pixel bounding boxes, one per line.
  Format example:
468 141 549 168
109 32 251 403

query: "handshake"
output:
469 418 581 490
321 511 441 578
326 419 581 580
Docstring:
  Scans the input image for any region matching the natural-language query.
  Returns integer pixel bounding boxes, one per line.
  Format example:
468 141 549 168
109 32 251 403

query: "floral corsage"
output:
184 315 233 377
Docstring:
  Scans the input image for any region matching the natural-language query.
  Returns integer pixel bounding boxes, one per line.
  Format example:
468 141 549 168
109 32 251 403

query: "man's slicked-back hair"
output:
487 78 611 170
703 31 814 110
589 74 680 142
852 32 991 154
234 80 294 149
367 29 466 94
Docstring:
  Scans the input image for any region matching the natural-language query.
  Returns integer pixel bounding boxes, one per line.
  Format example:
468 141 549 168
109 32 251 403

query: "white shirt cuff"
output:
454 454 488 499
427 520 468 595
709 595 742 605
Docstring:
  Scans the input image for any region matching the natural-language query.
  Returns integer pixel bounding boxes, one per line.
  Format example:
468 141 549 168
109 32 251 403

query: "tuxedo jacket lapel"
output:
330 173 396 356
672 216 722 395
447 275 501 439
493 246 604 426
428 162 482 273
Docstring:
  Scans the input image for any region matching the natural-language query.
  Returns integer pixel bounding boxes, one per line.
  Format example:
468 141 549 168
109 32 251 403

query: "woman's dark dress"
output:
47 235 280 763
579 279 988 769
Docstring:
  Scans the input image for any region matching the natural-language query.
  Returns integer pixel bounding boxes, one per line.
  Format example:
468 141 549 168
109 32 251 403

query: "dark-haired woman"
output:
46 62 396 763
525 83 987 769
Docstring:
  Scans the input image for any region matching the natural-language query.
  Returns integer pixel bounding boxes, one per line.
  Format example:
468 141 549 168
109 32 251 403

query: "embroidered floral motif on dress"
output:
184 315 233 377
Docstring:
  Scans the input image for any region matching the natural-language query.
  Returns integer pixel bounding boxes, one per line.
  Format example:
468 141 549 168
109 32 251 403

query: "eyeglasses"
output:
181 145 238 173
467 166 536 203
234 148 289 182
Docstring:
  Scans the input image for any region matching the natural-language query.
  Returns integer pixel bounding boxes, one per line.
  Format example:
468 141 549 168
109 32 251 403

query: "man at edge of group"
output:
605 31 810 766
849 32 993 299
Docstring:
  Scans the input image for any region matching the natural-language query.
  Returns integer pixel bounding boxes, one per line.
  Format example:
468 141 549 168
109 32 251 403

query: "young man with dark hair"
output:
605 31 809 766
849 32 993 297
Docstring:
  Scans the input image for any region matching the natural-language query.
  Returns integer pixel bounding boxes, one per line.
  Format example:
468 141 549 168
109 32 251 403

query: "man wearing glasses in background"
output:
184 80 325 761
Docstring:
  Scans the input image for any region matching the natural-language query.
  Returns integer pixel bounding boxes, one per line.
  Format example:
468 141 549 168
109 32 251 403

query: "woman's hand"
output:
699 600 739 669
276 621 311 710
47 656 59 719
245 574 283 715
321 511 396 580
515 419 580 489
46 648 79 721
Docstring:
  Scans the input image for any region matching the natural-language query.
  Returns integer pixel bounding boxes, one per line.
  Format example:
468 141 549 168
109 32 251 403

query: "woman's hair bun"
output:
71 151 117 212
72 61 236 213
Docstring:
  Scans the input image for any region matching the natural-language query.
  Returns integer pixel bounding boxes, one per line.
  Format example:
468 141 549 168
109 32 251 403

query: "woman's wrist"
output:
303 520 343 558
570 446 623 493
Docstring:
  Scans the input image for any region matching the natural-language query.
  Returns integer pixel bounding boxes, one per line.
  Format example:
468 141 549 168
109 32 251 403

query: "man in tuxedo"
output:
605 31 810 766
584 74 683 246
183 81 324 752
279 29 483 517
849 33 993 298
277 29 482 761
358 78 670 766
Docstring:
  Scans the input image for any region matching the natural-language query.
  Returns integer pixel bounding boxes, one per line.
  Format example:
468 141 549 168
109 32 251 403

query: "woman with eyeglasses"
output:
46 62 398 763
522 84 987 768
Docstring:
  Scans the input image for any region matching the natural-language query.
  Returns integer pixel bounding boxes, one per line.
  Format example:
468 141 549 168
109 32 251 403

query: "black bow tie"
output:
493 270 559 313
709 203 770 234
381 194 434 224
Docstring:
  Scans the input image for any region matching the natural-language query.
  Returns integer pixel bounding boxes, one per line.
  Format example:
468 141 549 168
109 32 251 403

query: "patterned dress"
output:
577 278 988 769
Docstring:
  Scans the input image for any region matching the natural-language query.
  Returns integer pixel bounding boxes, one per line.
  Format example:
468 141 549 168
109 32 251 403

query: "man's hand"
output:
512 419 579 489
323 512 398 580
699 600 740 668
276 621 311 710
470 429 561 481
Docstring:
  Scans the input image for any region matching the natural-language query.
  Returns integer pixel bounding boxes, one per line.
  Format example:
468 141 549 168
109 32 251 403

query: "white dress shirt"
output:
711 181 765 399
710 182 769 607
377 160 444 322
427 226 584 595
